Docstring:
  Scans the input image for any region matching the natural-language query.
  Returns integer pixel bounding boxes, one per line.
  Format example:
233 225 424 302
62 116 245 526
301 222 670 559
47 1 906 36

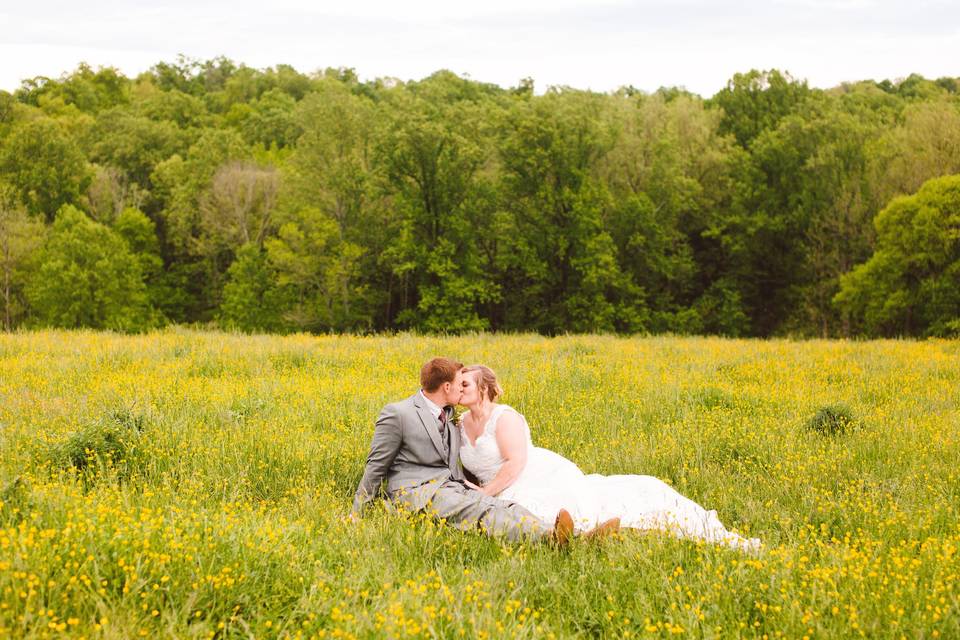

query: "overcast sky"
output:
1 0 957 97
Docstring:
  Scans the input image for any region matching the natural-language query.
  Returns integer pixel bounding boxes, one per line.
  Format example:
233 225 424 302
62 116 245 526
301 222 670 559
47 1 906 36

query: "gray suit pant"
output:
425 480 550 542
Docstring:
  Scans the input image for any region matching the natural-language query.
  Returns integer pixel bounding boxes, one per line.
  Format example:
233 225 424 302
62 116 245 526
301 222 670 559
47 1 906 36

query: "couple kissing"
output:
352 357 760 551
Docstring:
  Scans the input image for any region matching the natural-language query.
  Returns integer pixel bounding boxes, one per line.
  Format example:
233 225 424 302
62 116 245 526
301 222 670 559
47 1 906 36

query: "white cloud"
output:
1 1 957 97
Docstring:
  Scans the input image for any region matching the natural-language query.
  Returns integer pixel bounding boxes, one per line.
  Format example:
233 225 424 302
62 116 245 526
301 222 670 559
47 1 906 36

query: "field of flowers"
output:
1 330 958 639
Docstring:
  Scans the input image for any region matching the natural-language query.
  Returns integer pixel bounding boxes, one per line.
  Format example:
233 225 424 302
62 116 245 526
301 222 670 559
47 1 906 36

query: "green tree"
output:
745 96 885 335
26 205 152 330
146 56 237 99
134 85 208 129
153 129 250 252
151 128 249 321
15 63 129 113
894 73 948 101
219 243 286 332
287 78 381 328
264 64 313 101
496 89 639 332
7 58 959 337
375 73 501 331
875 100 960 205
711 93 885 336
0 184 45 329
834 174 960 337
0 118 91 220
710 69 812 148
85 107 185 189
228 88 302 148
263 211 364 332
0 91 15 132
600 92 743 333
113 207 166 320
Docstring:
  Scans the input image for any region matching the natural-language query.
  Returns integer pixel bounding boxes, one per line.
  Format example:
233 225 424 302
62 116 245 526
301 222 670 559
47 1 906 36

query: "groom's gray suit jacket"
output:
352 392 464 514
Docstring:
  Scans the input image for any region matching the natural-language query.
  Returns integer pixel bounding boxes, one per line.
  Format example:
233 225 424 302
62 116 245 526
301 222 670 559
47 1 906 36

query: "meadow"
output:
1 330 958 639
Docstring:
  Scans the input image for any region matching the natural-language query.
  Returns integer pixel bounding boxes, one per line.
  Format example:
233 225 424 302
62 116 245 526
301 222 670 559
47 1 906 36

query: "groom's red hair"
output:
420 357 464 392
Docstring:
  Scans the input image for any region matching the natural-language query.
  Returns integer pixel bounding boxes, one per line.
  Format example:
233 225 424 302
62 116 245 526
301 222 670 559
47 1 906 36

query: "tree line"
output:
1 58 958 337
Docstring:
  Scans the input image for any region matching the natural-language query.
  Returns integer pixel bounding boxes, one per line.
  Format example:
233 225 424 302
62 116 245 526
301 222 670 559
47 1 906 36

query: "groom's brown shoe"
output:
584 517 621 541
552 509 574 548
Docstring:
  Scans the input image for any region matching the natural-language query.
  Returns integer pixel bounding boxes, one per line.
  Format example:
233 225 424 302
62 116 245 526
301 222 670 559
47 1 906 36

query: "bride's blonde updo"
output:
464 365 503 403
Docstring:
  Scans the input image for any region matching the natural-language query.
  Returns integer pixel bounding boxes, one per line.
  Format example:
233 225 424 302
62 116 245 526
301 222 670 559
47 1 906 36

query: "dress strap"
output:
485 404 515 436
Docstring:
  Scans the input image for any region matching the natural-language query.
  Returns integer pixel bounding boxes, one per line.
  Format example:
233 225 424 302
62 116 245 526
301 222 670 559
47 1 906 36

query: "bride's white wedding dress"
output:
459 404 760 551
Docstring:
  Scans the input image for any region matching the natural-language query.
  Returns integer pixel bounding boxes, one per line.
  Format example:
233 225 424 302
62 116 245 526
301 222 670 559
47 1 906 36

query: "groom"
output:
352 357 573 544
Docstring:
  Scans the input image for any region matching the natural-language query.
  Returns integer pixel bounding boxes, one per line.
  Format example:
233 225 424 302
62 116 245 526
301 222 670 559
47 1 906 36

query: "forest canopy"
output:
1 58 958 337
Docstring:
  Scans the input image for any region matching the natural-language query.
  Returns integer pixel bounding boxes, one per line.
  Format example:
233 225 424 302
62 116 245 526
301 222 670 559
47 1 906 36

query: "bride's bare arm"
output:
478 412 528 496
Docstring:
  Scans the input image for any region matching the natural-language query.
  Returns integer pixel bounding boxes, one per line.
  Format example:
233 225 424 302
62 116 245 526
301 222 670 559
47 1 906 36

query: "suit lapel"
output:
448 416 463 479
413 393 447 459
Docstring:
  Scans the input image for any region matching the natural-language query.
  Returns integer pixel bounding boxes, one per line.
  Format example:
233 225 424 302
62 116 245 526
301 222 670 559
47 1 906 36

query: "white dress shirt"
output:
419 390 444 420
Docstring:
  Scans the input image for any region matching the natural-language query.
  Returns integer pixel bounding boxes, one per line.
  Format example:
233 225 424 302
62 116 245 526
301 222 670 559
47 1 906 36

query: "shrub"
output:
51 409 146 484
805 403 857 436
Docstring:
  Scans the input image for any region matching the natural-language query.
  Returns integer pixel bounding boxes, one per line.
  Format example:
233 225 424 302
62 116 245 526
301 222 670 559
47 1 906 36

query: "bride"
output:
457 365 761 551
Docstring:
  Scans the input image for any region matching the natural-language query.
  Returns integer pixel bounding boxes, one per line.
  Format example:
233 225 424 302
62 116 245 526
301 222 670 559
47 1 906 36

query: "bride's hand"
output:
464 479 482 491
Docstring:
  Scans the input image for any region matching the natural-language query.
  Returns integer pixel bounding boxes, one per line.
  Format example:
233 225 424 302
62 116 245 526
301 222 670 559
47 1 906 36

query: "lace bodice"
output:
458 405 532 485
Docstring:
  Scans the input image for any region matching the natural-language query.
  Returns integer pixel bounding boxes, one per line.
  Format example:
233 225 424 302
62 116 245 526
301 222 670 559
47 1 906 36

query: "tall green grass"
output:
1 330 958 638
